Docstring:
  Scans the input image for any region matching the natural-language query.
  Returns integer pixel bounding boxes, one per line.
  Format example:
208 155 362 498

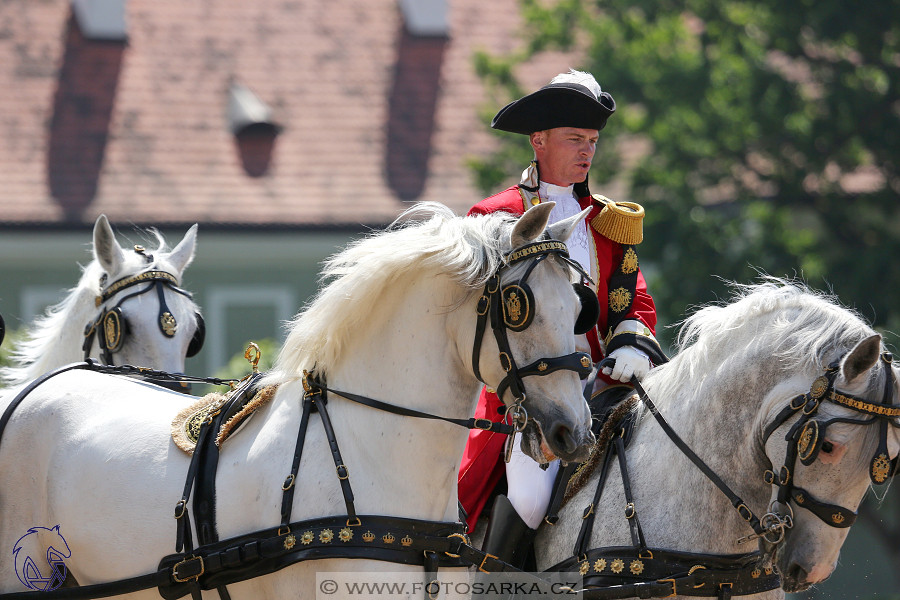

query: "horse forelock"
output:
263 203 517 384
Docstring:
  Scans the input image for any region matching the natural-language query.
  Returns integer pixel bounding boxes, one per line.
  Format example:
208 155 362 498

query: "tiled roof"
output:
0 0 582 228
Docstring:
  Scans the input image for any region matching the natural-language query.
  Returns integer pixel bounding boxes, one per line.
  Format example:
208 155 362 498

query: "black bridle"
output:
471 240 598 459
83 265 205 367
757 351 899 539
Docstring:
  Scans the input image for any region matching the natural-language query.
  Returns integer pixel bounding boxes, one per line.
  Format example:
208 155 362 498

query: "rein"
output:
548 352 900 599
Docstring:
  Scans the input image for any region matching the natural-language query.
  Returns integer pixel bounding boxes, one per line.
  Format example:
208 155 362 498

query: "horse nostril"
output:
551 423 577 455
785 563 808 584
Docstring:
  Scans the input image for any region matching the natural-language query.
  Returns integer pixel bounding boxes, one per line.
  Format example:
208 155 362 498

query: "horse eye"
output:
821 441 834 454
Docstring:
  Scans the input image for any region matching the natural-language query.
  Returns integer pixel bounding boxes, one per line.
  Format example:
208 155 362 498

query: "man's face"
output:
530 127 599 187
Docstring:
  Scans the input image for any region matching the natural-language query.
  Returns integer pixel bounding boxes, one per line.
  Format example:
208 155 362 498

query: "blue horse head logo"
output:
12 525 71 591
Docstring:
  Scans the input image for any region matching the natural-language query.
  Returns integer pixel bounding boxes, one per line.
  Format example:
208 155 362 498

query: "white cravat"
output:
540 182 591 276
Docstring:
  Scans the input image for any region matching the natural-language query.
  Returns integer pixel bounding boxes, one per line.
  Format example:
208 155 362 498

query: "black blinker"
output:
573 283 600 335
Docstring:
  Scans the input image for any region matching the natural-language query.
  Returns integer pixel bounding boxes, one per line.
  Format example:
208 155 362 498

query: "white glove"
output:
602 346 651 382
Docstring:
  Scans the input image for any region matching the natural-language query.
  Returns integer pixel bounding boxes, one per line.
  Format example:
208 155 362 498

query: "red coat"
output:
457 186 658 531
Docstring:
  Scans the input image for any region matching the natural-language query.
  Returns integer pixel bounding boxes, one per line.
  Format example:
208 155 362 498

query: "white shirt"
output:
540 181 591 277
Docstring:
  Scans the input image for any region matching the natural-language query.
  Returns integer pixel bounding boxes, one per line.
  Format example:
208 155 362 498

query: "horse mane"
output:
675 278 875 372
0 230 174 387
658 278 894 475
264 203 516 384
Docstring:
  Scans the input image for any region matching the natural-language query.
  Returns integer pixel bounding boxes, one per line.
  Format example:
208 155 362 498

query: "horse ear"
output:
93 214 126 275
547 207 591 242
840 334 882 384
511 202 554 248
167 224 198 275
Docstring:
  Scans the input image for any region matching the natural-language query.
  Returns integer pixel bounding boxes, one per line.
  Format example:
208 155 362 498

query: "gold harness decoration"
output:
872 453 891 483
171 393 229 454
609 287 632 313
160 312 178 337
506 292 521 323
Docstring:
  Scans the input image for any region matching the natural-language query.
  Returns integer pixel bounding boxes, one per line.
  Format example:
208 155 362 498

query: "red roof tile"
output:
0 0 582 227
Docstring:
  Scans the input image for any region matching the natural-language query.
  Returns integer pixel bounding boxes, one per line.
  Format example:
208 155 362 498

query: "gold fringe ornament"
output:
590 195 644 245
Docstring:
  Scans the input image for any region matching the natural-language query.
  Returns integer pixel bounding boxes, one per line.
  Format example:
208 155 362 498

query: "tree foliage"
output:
470 0 900 348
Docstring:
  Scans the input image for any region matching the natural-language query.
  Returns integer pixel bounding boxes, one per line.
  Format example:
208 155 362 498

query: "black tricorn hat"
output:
491 82 616 135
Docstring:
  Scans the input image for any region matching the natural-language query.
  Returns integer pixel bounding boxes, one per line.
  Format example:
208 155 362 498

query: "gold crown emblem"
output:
538 362 548 371
751 569 761 579
764 567 773 575
319 529 334 544
795 493 804 504
831 512 845 524
401 535 413 547
300 531 314 545
581 356 591 368
362 531 375 542
382 533 395 544
339 527 354 542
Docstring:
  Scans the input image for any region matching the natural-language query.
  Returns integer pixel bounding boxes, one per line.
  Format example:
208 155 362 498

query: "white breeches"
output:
506 443 560 529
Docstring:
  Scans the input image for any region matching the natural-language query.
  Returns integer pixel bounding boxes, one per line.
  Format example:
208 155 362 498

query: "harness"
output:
544 351 898 600
759 352 899 533
82 249 205 368
0 239 599 600
471 240 598 459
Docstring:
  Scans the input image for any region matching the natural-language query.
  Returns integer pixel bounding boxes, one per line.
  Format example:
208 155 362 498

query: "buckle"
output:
478 552 498 573
473 418 494 431
172 556 204 583
658 579 677 598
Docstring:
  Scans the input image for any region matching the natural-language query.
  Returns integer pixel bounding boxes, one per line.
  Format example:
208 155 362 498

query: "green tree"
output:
470 0 900 345
469 0 900 593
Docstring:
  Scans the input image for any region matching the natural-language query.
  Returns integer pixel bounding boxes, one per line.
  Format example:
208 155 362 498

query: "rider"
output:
458 69 667 568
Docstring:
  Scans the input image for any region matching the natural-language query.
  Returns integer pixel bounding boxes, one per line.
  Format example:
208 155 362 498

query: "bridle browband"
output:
471 240 598 460
758 351 899 538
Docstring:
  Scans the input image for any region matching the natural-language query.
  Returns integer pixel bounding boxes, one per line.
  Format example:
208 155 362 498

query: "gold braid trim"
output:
563 394 638 505
171 393 228 455
216 384 280 447
589 195 644 245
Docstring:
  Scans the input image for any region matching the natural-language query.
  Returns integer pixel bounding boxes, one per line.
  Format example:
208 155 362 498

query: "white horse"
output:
536 280 900 598
0 215 202 389
0 203 594 599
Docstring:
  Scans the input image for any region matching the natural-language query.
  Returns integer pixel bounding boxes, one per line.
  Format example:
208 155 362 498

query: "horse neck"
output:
629 351 780 553
320 272 483 522
1 274 99 387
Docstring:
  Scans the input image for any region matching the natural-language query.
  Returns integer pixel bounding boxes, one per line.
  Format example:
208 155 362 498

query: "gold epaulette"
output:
590 195 644 245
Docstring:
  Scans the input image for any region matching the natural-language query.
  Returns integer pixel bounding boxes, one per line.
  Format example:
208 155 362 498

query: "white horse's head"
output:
761 333 900 592
89 215 203 377
475 203 596 464
0 216 203 388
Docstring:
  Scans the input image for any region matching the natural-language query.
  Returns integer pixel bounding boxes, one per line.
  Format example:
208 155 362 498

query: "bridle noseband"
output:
83 248 205 367
757 351 899 543
471 240 599 460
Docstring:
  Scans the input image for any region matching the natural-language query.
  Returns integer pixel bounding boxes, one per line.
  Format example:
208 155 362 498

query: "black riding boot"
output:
481 494 538 570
